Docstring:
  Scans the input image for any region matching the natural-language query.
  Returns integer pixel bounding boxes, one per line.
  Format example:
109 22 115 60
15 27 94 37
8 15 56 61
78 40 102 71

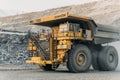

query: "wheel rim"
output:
109 52 114 63
76 52 87 66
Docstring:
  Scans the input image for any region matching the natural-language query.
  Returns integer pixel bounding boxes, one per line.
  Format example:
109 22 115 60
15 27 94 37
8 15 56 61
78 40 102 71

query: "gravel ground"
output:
0 64 39 70
0 67 120 80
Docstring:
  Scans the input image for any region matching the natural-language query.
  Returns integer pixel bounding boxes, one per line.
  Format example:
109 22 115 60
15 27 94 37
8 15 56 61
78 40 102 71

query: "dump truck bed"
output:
94 24 120 44
29 12 120 44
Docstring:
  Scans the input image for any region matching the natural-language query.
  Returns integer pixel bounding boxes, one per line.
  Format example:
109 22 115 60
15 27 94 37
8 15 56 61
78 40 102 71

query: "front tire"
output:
67 44 92 73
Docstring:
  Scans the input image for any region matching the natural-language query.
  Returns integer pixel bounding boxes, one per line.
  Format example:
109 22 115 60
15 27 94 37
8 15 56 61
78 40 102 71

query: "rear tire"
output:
67 44 92 73
92 50 99 70
98 46 118 71
91 45 102 70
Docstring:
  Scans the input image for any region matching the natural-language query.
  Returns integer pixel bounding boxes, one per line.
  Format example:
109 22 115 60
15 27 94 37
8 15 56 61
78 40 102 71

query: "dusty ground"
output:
0 67 120 80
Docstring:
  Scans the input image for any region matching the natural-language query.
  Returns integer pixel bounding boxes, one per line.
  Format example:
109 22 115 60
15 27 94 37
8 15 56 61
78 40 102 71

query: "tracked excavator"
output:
26 12 120 73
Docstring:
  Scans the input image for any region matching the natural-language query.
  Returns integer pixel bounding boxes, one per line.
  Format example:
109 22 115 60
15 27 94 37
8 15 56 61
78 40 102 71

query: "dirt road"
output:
0 67 120 80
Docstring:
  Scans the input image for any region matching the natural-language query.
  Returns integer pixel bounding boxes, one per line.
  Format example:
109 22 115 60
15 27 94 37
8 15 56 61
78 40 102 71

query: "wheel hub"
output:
109 53 114 63
76 52 87 66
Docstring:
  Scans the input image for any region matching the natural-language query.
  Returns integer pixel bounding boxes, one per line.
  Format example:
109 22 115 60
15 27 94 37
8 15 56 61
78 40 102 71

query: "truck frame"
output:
26 12 119 73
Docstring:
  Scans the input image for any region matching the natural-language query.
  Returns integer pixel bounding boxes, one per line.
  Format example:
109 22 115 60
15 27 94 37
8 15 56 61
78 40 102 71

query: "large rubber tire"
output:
67 44 92 73
98 46 118 71
91 45 102 70
92 50 99 70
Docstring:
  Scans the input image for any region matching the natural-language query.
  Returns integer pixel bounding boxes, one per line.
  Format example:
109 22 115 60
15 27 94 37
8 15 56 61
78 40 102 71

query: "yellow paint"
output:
50 38 53 61
29 12 92 25
26 57 52 66
57 50 68 63
26 57 46 66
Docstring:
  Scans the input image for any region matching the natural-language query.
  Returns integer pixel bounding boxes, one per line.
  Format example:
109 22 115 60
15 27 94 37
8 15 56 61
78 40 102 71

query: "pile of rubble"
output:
0 32 30 65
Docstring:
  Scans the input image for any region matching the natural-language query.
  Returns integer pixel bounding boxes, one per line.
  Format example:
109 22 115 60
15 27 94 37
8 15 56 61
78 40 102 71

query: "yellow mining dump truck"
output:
26 12 120 73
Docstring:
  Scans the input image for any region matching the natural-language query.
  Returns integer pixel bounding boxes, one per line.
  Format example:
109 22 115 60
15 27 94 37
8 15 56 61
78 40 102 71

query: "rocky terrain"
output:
0 0 120 69
0 32 28 64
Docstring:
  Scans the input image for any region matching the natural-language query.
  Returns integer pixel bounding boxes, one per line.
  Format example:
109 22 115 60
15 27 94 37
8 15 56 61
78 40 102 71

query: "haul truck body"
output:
26 12 119 73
